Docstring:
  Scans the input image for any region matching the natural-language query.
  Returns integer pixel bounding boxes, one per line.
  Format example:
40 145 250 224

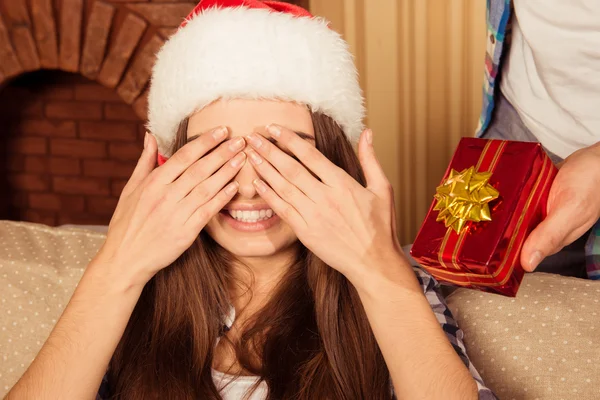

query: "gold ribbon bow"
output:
433 166 500 234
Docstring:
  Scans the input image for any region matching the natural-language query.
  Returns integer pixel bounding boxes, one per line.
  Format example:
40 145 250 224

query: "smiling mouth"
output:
226 209 275 223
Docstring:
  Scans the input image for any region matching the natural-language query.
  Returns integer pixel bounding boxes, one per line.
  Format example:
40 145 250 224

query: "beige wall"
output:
309 0 487 244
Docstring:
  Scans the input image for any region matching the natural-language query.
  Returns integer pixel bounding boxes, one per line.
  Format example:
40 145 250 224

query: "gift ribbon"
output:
433 166 500 234
437 140 505 271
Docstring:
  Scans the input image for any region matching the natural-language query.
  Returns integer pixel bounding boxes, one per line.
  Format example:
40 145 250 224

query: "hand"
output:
244 125 403 280
96 129 246 287
521 142 600 271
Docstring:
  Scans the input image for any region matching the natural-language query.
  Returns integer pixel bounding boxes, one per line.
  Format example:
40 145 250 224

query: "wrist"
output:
86 250 149 295
348 251 422 300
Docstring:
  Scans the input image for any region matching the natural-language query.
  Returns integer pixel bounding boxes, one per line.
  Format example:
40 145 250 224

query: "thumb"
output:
122 132 158 196
357 129 389 194
520 208 574 272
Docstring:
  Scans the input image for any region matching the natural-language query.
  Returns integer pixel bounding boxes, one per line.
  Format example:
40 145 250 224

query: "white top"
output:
213 306 267 399
500 0 600 159
212 369 267 400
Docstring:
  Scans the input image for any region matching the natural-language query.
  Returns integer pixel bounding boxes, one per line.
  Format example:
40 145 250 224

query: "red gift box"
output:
410 138 558 297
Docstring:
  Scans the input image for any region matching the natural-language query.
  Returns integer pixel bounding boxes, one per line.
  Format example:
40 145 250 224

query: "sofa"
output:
0 220 598 399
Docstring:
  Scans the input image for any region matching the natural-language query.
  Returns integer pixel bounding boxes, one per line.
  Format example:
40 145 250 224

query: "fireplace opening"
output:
0 70 145 227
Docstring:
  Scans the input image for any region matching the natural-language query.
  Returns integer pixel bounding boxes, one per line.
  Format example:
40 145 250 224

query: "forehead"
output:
186 98 315 139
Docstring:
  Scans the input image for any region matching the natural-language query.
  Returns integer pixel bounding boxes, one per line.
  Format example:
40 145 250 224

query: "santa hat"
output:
147 0 365 158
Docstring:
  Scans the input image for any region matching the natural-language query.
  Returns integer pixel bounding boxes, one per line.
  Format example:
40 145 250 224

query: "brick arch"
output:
0 0 198 120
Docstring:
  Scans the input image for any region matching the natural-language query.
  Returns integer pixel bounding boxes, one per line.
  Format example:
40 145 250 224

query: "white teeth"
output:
227 208 276 223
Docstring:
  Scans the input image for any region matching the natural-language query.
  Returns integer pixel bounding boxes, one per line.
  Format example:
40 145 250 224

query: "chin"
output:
205 215 299 258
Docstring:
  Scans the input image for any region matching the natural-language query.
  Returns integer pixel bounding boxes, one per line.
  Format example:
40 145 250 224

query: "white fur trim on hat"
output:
147 6 365 156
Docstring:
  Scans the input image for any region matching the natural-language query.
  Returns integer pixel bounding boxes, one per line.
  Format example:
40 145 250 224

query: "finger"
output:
357 129 392 195
121 132 157 197
185 181 240 230
521 207 579 272
253 178 307 229
158 126 229 184
246 133 324 198
247 149 313 213
265 124 345 186
179 152 246 214
170 137 246 199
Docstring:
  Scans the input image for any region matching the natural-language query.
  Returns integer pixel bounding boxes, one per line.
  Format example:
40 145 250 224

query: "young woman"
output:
7 1 497 399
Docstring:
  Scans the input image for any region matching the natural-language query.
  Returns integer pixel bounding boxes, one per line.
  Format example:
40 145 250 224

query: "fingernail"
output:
246 133 263 148
229 137 245 151
212 126 228 140
230 152 246 168
247 149 263 165
225 181 239 195
529 251 543 270
144 132 148 149
366 129 373 145
253 179 267 193
266 124 281 138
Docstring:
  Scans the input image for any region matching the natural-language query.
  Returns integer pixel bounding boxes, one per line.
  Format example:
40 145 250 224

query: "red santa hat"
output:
147 0 365 158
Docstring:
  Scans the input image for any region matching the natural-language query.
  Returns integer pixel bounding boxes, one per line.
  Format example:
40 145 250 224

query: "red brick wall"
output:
0 0 197 226
0 70 145 226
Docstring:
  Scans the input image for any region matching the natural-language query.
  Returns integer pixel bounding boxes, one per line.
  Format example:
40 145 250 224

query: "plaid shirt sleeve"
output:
585 220 600 280
475 0 512 136
411 266 499 400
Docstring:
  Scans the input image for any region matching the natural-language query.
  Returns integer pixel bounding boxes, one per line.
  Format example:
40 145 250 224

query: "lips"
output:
219 203 280 232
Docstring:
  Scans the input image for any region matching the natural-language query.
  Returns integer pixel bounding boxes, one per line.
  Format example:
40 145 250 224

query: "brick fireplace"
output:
0 70 146 226
0 0 307 227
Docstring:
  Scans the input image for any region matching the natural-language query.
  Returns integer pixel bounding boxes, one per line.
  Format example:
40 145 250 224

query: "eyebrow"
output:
186 130 315 143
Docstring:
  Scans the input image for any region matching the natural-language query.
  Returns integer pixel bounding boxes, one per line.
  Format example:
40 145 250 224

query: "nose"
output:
235 149 260 199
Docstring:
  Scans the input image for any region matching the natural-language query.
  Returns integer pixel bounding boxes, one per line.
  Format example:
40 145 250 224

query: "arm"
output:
351 256 486 400
6 259 143 400
243 125 496 399
6 131 245 399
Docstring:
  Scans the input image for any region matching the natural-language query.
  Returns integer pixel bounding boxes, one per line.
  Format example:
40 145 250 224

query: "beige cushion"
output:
2 221 599 399
0 221 105 396
446 273 600 400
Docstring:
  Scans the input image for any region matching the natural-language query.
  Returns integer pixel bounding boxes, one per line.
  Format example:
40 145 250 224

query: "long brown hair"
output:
108 112 392 399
